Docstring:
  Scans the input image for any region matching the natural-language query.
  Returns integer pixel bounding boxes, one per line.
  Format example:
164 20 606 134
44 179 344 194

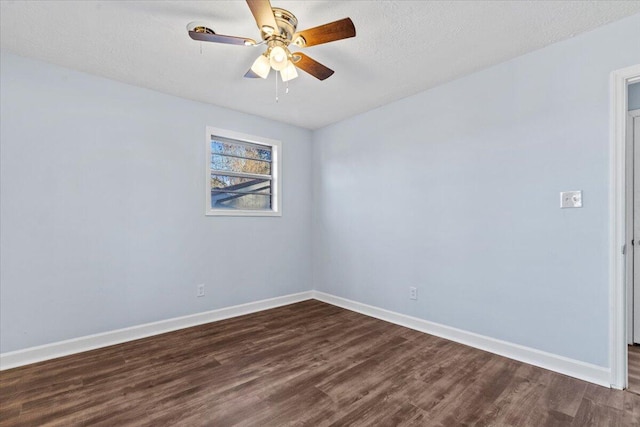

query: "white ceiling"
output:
1 1 639 129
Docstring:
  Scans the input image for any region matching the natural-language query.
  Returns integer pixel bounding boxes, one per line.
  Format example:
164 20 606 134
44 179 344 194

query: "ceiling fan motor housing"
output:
266 8 298 44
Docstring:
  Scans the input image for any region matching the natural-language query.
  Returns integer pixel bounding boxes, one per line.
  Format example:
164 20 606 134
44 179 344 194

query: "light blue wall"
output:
312 14 640 367
0 51 313 353
630 82 640 110
2 15 640 367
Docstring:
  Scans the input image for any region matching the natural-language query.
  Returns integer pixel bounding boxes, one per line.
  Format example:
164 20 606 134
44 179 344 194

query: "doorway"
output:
611 64 640 391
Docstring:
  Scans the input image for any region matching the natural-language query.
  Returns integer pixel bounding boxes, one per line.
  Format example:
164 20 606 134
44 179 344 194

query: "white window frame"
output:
205 126 282 217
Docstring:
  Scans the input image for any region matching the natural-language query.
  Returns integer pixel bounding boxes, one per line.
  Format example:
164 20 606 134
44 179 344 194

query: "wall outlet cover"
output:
560 191 582 208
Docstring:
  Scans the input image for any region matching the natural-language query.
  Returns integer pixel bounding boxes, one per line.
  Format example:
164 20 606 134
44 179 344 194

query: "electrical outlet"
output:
197 284 205 297
560 190 582 208
409 287 417 300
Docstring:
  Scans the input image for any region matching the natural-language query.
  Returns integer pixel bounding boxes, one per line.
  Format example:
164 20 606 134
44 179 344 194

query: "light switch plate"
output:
560 191 582 208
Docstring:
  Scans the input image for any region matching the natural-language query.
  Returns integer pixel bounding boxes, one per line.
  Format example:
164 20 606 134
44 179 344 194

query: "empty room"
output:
2 0 640 425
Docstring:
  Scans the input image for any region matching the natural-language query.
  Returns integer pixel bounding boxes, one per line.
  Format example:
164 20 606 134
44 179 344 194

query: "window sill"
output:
205 209 282 217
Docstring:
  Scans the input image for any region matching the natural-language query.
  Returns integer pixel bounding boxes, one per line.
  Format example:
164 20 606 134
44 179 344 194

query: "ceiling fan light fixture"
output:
281 60 298 82
251 54 271 79
269 46 288 71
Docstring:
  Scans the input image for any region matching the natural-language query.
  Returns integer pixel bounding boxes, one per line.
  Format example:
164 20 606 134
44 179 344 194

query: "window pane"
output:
210 174 272 210
211 154 272 176
211 140 272 162
211 175 271 194
212 193 271 210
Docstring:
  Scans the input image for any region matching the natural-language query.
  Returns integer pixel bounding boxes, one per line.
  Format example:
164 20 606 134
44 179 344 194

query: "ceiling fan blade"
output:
292 53 334 81
246 0 278 34
244 69 261 78
189 30 256 46
292 18 355 48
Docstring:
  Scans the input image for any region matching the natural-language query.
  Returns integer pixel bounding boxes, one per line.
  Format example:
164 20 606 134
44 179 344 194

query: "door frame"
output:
610 64 640 389
627 109 640 346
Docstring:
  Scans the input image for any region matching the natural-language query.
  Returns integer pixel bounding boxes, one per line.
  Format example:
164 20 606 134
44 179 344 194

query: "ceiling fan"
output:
187 0 356 82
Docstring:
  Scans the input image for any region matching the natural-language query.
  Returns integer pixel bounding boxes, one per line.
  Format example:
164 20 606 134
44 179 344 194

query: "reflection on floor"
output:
630 345 640 395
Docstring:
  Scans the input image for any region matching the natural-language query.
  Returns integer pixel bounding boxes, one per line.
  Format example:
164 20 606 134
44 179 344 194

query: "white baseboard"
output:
311 291 612 388
0 291 314 371
1 289 612 388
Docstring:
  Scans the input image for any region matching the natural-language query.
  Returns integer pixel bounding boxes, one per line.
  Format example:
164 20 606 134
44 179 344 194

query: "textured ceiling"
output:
1 1 639 129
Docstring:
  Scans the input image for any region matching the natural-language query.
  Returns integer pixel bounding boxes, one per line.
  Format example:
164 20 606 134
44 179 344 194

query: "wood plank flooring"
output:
630 345 640 395
1 300 639 426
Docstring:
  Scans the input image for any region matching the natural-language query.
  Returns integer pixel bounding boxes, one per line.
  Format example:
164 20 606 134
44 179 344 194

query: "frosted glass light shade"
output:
281 61 298 82
269 46 288 71
251 55 271 79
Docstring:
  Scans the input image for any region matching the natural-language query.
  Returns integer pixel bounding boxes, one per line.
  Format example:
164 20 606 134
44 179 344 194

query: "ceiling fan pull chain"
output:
286 80 289 94
275 70 279 103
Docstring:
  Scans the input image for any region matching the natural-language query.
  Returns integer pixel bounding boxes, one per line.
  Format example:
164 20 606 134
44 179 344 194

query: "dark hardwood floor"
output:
1 300 639 426
630 345 640 395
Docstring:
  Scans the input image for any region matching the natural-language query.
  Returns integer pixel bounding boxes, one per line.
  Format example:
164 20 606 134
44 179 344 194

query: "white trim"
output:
0 291 313 371
627 109 640 345
205 126 282 217
626 110 634 345
1 290 615 387
312 291 611 387
610 64 640 389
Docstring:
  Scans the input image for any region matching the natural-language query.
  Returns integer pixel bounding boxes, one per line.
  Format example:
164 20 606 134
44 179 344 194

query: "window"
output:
206 127 281 216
